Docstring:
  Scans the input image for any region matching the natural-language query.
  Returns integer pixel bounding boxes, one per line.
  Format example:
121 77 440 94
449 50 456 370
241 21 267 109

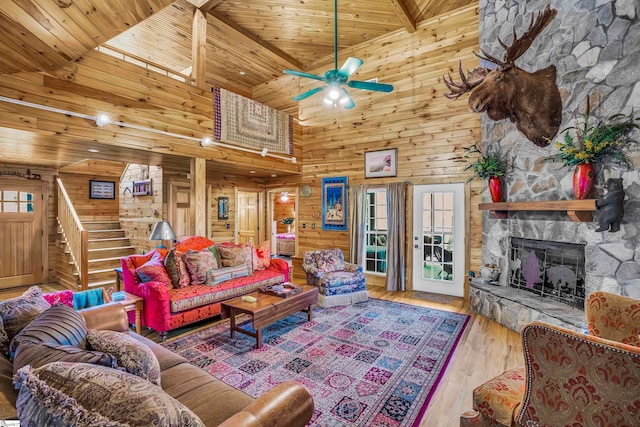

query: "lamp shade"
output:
149 221 177 241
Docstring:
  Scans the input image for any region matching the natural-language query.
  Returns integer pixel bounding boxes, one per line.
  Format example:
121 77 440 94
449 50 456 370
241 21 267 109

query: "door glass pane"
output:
422 191 455 282
20 192 33 201
3 191 18 201
3 202 18 212
20 202 34 212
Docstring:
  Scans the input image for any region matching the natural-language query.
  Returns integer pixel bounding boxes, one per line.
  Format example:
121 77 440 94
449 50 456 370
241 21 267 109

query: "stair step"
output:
87 279 116 289
87 230 126 239
87 256 123 270
83 222 122 231
88 237 131 249
88 246 135 260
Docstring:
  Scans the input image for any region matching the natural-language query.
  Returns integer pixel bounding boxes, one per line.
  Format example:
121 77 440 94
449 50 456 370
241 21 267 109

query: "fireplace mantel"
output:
478 200 597 222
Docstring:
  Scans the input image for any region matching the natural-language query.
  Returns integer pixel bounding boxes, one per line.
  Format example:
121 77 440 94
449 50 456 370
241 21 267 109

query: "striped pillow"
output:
9 303 87 360
207 268 232 286
227 263 250 279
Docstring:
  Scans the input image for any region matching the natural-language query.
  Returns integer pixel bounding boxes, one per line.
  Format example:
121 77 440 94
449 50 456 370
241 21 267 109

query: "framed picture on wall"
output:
322 176 347 231
364 148 397 178
89 180 115 199
218 197 229 220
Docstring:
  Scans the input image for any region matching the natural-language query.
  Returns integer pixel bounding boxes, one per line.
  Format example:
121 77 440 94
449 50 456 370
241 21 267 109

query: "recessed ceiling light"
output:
250 170 256 174
271 173 277 177
88 148 99 153
239 71 246 75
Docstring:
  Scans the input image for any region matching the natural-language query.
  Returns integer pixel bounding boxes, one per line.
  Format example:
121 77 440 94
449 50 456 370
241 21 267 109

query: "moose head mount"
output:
443 5 562 147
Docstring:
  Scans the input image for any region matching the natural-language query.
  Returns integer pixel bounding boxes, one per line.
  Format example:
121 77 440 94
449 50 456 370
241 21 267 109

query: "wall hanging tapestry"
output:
322 176 347 231
213 87 293 154
163 298 469 426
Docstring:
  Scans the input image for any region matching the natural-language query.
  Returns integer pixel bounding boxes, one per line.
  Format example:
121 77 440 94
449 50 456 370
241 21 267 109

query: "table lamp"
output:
149 221 177 248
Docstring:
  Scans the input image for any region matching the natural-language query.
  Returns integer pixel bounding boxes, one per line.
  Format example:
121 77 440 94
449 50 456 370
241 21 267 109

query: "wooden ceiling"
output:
0 0 475 173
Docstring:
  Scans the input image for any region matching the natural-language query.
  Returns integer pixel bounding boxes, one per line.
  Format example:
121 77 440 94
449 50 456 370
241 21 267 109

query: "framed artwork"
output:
364 148 398 178
89 180 115 199
322 177 347 231
218 196 229 220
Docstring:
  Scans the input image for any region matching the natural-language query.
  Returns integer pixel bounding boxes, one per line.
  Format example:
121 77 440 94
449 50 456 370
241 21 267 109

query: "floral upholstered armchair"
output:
461 292 640 427
302 248 368 308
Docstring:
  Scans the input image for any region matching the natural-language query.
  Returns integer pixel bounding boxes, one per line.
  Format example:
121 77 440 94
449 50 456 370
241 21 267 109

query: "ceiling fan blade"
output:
283 69 325 81
292 86 325 101
339 88 355 109
348 80 394 93
337 57 364 78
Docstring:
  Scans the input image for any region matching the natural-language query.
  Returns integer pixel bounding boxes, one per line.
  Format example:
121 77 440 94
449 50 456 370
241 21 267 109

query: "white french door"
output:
412 183 465 297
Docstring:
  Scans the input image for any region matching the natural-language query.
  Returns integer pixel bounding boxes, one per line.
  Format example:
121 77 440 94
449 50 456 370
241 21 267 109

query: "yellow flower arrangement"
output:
549 102 638 168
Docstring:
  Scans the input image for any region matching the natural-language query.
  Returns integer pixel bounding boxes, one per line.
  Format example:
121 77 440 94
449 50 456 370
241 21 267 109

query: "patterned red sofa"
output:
121 236 289 339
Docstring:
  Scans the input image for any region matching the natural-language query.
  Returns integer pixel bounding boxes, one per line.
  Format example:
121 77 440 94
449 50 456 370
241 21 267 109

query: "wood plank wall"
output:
254 4 483 289
120 164 164 254
58 173 120 221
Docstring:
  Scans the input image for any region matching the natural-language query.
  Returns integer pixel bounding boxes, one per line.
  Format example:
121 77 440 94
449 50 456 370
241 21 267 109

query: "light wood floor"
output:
0 283 524 426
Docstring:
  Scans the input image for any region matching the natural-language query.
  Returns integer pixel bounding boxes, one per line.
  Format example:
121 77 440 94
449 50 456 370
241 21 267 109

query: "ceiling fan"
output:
283 0 394 109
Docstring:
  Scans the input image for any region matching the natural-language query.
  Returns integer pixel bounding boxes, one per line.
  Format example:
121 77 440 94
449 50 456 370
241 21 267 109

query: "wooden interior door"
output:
0 181 43 288
168 181 192 239
236 191 258 244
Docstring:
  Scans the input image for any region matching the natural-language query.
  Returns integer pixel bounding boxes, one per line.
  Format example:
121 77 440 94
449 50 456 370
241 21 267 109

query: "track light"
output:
261 148 268 157
281 192 289 201
201 136 213 147
95 114 111 127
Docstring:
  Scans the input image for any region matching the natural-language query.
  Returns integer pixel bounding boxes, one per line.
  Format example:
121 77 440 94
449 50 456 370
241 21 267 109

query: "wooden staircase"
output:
58 219 135 290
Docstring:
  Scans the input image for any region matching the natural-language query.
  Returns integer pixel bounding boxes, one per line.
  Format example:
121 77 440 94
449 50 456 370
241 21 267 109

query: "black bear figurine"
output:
595 178 625 232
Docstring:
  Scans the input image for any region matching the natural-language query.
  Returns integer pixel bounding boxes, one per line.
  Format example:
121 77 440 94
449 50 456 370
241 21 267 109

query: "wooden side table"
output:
112 291 144 335
114 267 123 292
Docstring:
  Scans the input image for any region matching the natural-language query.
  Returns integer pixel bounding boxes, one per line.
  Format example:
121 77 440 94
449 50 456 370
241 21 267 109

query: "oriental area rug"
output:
163 298 469 426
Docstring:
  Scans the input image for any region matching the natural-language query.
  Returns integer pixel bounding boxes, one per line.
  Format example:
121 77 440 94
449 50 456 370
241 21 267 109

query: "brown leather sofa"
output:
0 303 314 426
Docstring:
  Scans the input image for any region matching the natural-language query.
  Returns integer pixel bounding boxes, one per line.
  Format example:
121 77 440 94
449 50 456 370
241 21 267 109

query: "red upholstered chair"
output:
460 319 640 426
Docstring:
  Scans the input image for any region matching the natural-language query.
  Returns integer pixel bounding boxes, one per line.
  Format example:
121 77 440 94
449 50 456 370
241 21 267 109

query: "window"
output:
0 190 33 213
364 189 387 274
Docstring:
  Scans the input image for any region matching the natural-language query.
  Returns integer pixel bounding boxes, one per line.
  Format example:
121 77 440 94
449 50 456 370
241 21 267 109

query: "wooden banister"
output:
55 176 89 290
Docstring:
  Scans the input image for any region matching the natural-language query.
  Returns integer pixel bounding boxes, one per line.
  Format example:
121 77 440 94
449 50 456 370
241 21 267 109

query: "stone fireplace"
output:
469 0 640 333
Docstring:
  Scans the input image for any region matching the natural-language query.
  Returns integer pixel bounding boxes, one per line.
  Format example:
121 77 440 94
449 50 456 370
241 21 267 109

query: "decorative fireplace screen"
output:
509 237 586 309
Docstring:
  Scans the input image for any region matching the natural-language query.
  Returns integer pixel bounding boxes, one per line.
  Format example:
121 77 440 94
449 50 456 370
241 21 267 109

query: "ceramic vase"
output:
573 163 595 199
488 176 504 203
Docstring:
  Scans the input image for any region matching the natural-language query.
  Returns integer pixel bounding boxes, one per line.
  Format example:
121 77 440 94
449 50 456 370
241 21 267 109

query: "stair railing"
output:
55 176 89 290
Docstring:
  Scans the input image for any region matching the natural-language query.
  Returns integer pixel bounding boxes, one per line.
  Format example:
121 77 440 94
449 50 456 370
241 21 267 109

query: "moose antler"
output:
443 63 489 99
477 5 557 69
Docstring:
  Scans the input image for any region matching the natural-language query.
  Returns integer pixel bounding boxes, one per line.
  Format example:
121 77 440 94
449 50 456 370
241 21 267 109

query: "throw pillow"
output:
226 263 250 279
13 341 117 375
164 248 191 288
174 236 215 253
314 248 345 273
208 244 221 266
206 268 232 286
216 244 253 274
136 251 172 286
42 290 74 308
182 249 219 285
255 240 271 270
246 242 263 272
87 329 161 386
9 303 88 360
0 286 51 356
14 363 205 427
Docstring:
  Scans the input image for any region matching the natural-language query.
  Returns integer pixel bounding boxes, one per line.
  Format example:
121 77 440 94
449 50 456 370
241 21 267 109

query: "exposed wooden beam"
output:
192 8 207 89
389 0 417 33
206 10 306 71
184 0 225 10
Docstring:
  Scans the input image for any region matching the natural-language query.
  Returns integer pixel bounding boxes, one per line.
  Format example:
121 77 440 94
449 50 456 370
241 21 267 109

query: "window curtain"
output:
348 184 368 265
385 182 406 291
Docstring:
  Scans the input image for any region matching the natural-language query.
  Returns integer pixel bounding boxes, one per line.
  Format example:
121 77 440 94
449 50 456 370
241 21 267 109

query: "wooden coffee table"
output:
220 285 318 349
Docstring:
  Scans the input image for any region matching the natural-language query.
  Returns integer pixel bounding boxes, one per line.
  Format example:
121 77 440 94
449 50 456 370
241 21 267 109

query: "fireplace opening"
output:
509 237 586 309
